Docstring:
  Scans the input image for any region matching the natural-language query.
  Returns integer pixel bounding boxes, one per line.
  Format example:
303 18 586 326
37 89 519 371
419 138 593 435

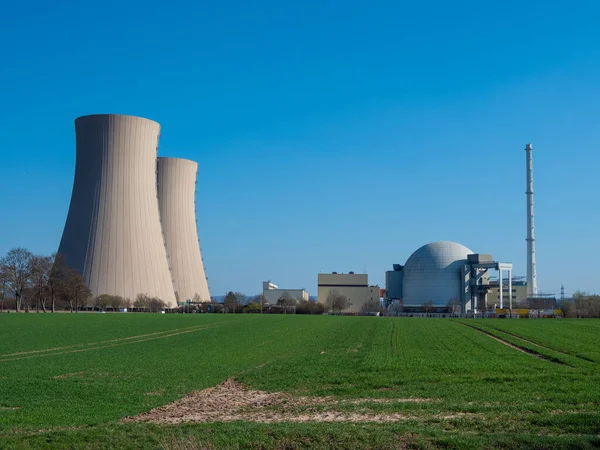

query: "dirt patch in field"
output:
124 379 446 424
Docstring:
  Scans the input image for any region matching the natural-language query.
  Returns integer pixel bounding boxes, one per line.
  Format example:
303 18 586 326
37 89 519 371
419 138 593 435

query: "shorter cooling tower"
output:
157 157 211 303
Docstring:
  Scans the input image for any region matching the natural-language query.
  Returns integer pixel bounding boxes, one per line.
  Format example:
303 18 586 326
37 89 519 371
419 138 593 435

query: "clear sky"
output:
1 0 599 297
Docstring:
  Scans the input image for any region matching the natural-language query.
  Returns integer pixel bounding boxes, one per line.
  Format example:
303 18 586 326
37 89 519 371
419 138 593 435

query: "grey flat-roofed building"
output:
57 114 176 305
157 157 211 303
317 273 380 313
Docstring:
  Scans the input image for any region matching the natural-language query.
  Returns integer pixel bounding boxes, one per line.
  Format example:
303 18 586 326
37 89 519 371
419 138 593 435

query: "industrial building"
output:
317 273 380 313
262 281 309 304
385 241 514 313
157 157 211 303
57 114 210 306
488 278 528 305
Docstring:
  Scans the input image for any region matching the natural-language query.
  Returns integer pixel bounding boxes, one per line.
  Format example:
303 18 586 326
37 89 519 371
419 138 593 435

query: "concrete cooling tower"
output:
57 114 176 305
157 157 211 302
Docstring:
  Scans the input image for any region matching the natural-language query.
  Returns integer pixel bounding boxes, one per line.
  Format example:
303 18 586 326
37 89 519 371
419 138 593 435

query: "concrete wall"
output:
157 157 211 303
57 114 176 305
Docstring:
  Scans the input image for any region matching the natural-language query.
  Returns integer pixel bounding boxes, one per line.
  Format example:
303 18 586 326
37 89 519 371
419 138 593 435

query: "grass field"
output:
0 314 599 449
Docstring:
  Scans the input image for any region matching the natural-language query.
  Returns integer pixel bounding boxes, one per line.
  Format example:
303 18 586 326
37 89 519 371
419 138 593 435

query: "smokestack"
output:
525 143 538 296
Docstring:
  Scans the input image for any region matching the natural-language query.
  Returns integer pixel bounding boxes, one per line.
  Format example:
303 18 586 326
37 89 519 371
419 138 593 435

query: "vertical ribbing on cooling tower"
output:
57 114 176 305
157 157 211 302
525 143 538 296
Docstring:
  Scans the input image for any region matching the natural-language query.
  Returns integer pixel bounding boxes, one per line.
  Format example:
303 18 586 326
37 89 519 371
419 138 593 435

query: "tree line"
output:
0 248 171 313
560 292 600 318
0 248 91 312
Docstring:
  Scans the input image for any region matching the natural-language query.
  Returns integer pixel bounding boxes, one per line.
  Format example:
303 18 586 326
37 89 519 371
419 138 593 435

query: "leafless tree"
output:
277 291 296 314
234 292 247 305
1 248 33 312
29 254 54 313
110 295 125 310
48 253 70 313
387 300 403 316
360 298 381 314
134 293 151 311
422 301 434 314
325 289 351 315
223 291 238 313
447 297 461 314
94 294 113 310
133 293 166 312
0 266 8 313
59 269 91 313
572 291 600 318
192 293 202 303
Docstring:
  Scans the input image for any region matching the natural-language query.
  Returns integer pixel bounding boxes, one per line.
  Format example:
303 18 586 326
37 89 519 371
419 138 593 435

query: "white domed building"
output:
402 241 472 308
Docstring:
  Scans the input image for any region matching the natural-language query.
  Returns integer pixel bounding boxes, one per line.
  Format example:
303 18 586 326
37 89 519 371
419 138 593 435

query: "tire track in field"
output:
0 323 224 358
477 325 597 364
0 323 229 363
461 323 566 365
389 320 397 357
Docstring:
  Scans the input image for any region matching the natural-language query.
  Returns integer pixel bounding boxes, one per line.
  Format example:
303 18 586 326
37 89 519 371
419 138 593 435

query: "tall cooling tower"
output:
157 157 211 302
57 114 176 305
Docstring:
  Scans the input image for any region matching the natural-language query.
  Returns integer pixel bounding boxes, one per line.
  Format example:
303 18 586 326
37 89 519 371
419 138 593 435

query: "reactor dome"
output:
402 241 473 308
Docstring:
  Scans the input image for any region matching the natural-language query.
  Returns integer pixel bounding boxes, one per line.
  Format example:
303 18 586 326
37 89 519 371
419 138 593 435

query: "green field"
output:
0 315 599 449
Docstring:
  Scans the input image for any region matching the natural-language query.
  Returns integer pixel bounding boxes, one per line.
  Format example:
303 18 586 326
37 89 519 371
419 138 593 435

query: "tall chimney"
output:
525 143 538 296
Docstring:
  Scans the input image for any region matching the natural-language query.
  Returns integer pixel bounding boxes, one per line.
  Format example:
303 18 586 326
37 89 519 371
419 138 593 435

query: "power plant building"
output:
317 273 380 313
157 157 211 303
57 114 210 307
262 281 309 304
385 241 514 313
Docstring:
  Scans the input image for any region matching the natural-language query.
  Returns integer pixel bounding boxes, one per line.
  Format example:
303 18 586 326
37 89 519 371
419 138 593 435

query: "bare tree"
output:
48 254 71 313
447 297 461 315
422 301 434 315
94 294 113 310
29 254 54 313
134 293 151 311
276 291 297 314
110 295 125 310
234 292 247 305
572 291 600 318
59 269 91 313
149 296 166 312
192 293 201 303
0 266 8 313
387 300 403 316
223 292 238 313
325 289 351 315
1 248 33 312
360 298 381 314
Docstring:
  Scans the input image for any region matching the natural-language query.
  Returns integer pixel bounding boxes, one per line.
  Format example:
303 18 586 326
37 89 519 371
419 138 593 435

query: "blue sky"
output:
1 0 599 297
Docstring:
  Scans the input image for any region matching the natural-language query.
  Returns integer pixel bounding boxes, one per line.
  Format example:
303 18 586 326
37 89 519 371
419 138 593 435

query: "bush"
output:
296 300 325 315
